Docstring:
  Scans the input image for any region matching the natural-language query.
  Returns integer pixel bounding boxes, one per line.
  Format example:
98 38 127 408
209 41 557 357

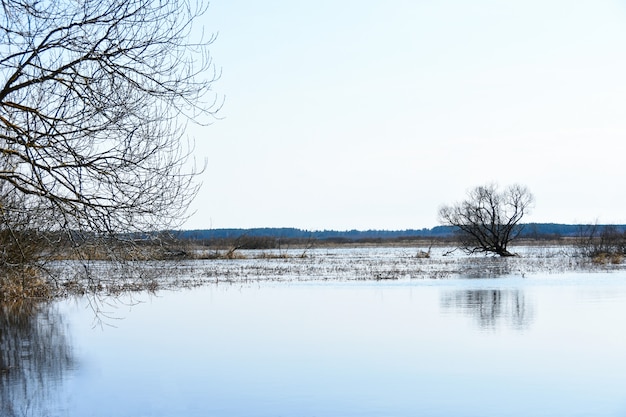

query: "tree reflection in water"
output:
440 289 534 330
458 256 514 279
0 301 75 417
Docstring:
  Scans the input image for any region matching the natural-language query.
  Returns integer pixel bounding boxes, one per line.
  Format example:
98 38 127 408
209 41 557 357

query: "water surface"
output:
2 271 626 416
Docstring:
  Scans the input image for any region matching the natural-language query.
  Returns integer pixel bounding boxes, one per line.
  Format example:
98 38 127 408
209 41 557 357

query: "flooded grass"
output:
171 244 625 286
6 244 622 301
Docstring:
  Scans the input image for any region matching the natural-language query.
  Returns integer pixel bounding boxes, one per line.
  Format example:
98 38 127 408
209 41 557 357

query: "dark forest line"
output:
173 223 626 243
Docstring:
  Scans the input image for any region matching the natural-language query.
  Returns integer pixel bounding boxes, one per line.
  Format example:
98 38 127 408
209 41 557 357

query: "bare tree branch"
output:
1 0 219 235
0 0 219 294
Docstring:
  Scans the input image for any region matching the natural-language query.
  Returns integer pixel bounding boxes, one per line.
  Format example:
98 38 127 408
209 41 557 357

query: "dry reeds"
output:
0 269 51 302
591 252 624 265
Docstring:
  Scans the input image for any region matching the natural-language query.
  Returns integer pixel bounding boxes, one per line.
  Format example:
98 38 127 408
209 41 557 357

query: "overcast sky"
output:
183 0 626 231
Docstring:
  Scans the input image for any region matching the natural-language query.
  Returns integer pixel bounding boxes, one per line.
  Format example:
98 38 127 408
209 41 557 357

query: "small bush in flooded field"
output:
591 252 624 265
256 252 291 259
576 224 626 263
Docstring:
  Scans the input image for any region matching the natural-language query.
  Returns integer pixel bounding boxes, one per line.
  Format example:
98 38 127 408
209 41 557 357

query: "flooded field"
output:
181 244 620 283
2 246 626 416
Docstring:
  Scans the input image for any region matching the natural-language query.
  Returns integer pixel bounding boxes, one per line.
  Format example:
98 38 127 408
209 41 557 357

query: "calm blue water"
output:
3 272 626 416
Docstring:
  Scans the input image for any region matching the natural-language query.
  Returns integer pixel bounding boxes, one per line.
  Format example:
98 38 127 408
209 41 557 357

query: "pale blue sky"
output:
185 0 626 230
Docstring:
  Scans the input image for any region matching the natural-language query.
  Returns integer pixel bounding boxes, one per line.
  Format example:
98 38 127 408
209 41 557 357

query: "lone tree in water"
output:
0 0 218 287
439 184 534 257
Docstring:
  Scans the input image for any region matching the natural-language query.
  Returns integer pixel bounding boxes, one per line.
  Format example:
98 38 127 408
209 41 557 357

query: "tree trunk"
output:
497 249 516 257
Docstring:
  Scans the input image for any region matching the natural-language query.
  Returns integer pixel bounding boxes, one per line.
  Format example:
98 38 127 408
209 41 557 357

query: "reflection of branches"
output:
0 301 75 417
458 256 513 278
440 289 534 330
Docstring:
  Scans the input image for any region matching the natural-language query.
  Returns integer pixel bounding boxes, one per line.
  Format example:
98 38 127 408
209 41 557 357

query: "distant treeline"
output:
173 223 626 243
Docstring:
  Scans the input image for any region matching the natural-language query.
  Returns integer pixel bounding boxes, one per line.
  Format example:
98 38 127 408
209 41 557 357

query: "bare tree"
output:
439 184 534 257
0 0 219 284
